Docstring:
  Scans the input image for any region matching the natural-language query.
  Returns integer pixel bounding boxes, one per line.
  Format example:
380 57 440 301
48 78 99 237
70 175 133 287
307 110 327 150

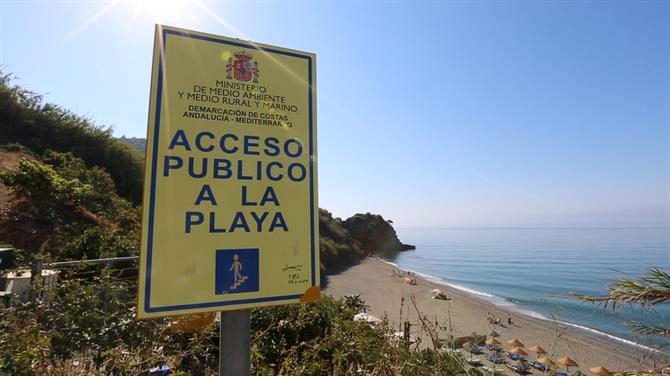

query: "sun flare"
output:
132 0 190 22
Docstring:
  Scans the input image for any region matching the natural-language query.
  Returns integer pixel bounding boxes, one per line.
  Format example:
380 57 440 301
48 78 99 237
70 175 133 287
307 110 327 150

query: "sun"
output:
62 0 239 46
132 0 191 22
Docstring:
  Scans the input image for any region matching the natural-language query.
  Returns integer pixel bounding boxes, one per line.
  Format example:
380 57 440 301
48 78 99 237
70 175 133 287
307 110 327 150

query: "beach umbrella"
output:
529 345 547 355
558 357 577 366
510 347 528 356
590 366 613 376
507 338 524 347
558 357 578 372
486 338 501 345
489 330 500 338
538 357 556 366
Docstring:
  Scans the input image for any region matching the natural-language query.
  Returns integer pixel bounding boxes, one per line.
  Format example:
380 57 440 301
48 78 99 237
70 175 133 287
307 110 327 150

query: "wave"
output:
513 308 665 354
376 257 667 355
379 258 515 306
416 271 516 307
549 318 666 355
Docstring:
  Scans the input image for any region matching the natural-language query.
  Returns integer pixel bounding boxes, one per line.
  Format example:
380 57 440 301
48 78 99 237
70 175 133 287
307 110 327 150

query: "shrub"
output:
0 72 144 203
0 154 140 262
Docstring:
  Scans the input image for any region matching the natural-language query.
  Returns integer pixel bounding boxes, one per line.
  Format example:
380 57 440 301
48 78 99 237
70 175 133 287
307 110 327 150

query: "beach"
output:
323 257 664 373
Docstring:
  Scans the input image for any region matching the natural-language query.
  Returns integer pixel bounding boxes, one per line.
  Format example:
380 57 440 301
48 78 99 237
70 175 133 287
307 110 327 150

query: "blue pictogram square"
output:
215 248 259 295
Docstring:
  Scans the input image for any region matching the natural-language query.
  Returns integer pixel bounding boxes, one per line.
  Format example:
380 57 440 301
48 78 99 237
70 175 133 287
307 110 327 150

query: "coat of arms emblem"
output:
226 51 260 83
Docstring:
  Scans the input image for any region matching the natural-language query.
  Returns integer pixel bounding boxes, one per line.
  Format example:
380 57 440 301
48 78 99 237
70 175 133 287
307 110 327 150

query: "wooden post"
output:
403 320 411 348
30 259 43 300
219 309 251 375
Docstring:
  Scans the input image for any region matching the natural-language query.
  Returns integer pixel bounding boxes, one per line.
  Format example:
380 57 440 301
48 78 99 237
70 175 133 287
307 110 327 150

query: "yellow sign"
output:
137 25 318 318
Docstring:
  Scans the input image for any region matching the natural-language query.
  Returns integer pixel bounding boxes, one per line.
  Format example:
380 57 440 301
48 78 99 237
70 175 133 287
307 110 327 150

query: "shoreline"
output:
380 258 664 355
323 257 667 372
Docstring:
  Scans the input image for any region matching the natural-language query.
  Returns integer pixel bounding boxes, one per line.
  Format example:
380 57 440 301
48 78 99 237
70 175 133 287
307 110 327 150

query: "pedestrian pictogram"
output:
215 249 259 295
229 254 248 290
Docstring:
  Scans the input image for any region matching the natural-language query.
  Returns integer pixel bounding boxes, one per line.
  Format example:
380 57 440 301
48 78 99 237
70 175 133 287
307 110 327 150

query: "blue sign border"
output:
143 27 316 313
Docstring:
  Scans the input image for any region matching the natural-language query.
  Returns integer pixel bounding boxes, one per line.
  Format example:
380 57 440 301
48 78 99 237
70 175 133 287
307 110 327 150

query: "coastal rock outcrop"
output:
342 213 416 257
318 210 414 273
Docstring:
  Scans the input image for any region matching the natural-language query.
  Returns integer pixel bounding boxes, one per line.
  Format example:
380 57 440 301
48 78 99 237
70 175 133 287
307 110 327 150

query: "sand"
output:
322 257 666 374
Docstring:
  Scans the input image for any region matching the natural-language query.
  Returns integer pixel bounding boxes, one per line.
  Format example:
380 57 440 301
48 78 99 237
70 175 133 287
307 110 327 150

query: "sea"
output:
386 227 670 352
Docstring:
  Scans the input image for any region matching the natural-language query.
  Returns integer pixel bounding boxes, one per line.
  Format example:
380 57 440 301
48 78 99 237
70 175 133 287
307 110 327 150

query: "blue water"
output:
389 227 670 350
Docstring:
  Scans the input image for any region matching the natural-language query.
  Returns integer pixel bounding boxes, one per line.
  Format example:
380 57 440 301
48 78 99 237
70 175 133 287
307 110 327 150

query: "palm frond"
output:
579 268 670 308
627 321 670 338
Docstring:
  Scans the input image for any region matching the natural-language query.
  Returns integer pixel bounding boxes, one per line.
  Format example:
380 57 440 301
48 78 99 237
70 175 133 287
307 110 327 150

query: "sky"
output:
1 0 669 227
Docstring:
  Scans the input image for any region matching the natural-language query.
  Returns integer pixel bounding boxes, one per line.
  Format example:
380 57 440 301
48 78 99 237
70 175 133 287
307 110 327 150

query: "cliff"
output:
319 209 414 273
342 213 415 256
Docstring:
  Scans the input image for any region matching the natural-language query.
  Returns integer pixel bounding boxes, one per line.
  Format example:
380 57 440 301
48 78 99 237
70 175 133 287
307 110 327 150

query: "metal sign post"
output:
220 310 251 375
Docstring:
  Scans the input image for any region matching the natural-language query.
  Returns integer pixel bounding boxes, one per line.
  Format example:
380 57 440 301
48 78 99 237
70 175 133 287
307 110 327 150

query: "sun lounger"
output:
530 361 548 371
487 354 504 364
482 365 504 375
465 356 482 366
443 348 461 356
554 372 569 376
507 353 526 361
488 344 503 352
506 362 530 374
464 342 484 354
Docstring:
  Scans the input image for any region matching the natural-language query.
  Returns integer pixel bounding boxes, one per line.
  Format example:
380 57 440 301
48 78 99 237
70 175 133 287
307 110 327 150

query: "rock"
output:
342 213 415 257
318 209 414 273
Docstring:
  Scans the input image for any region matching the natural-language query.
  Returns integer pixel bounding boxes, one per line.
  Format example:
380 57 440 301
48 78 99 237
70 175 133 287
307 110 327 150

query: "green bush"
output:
0 153 140 262
251 295 466 375
0 72 144 203
319 209 366 272
0 273 167 375
1 280 467 375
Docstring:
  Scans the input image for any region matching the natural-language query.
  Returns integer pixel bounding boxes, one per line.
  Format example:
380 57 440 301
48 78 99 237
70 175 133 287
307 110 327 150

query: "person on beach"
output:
507 314 513 325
